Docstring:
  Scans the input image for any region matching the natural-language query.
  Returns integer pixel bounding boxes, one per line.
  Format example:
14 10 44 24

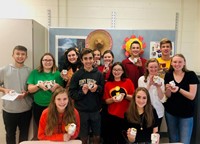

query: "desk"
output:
19 140 82 144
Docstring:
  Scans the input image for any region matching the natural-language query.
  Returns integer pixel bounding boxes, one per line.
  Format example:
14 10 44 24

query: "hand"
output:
60 71 68 81
4 89 12 94
149 75 154 86
16 90 28 99
113 93 125 102
103 66 109 73
89 83 98 92
63 133 71 142
170 86 179 93
37 82 49 91
82 84 89 94
50 83 59 92
127 128 136 143
166 84 179 93
151 133 160 144
135 58 142 67
154 82 162 88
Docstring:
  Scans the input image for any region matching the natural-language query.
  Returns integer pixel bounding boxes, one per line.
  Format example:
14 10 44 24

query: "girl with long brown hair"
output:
124 87 159 143
38 87 80 141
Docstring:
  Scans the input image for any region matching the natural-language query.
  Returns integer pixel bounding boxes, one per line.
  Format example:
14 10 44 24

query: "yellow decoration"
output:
115 86 120 91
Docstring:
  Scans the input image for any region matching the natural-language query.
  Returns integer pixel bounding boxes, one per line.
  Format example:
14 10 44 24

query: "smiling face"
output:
135 90 147 110
103 53 113 65
147 61 159 76
55 92 69 113
81 53 94 71
130 43 141 57
171 55 185 72
12 49 27 65
112 64 124 80
67 50 78 64
160 43 172 57
93 50 101 61
42 55 54 71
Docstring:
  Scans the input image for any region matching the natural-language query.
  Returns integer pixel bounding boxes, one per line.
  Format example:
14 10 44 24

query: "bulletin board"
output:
49 28 176 64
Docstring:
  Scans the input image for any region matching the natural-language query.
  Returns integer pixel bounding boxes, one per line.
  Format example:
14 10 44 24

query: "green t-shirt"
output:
27 69 63 106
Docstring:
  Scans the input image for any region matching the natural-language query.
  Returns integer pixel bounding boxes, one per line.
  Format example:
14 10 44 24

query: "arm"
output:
153 127 158 133
179 84 197 100
165 84 172 98
125 79 135 101
155 79 165 100
0 86 10 94
70 109 80 139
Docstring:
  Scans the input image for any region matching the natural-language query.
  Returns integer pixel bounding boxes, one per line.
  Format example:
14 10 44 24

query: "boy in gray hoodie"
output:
0 45 32 144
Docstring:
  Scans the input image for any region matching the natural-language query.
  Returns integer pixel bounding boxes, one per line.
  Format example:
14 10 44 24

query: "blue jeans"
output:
165 111 193 144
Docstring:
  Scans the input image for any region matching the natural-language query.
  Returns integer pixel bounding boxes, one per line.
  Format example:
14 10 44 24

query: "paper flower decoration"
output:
122 35 146 57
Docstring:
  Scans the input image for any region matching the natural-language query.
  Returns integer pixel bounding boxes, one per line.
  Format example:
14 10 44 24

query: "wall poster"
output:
150 41 175 58
55 35 86 66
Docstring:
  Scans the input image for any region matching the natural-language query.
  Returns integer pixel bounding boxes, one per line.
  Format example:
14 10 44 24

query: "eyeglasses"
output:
42 59 53 62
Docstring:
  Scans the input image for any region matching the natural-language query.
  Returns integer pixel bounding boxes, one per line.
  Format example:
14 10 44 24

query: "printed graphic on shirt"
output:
79 78 97 87
109 86 127 97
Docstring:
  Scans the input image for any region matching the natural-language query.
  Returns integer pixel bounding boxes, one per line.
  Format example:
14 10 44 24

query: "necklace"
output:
140 114 144 130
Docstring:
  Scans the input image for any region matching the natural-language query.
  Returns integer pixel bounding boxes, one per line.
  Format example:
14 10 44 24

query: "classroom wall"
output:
0 0 199 72
0 0 199 142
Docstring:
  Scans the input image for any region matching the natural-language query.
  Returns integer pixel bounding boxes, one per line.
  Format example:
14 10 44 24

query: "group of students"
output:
0 37 198 144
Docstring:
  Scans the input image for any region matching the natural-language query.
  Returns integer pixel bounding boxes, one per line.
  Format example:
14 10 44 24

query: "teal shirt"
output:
27 69 63 106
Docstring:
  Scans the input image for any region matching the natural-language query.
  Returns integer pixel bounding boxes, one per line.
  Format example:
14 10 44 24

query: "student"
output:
59 47 82 90
0 45 32 144
138 58 165 130
157 38 173 78
98 50 114 81
122 40 146 88
27 53 63 136
38 87 80 141
92 48 101 68
124 87 159 143
164 54 199 144
69 48 104 144
103 62 134 144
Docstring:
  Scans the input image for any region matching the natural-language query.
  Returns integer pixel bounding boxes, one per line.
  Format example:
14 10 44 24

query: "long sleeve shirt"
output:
38 108 80 141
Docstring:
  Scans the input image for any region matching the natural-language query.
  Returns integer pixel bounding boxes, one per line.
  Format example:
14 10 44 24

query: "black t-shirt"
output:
164 71 199 117
124 109 159 143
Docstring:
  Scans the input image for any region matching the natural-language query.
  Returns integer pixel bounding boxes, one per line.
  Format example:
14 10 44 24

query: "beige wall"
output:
0 0 199 141
0 0 198 71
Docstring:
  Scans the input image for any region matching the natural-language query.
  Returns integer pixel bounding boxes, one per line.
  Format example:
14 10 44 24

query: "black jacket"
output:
69 67 104 112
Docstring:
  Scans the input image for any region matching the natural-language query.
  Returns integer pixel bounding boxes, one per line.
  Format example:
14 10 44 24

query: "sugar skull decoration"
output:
122 35 146 57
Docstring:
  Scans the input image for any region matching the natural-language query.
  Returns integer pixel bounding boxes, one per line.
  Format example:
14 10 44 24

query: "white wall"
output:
0 0 199 140
0 0 198 72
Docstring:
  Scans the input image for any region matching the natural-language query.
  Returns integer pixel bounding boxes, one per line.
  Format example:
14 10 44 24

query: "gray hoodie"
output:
0 64 32 113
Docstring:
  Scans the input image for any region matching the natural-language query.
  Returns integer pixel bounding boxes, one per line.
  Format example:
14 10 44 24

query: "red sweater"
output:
38 108 80 141
103 78 135 118
122 57 146 88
